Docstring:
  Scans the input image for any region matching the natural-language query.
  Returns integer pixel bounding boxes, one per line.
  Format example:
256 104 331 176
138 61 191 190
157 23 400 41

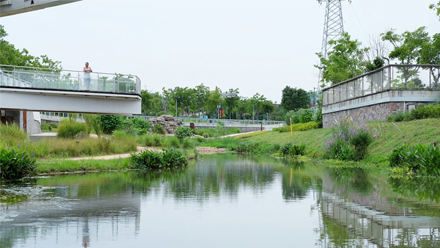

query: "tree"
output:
381 27 430 65
206 87 223 118
420 33 440 88
194 84 210 116
381 27 430 88
223 88 240 119
0 25 61 70
430 1 440 20
281 86 310 112
316 32 369 86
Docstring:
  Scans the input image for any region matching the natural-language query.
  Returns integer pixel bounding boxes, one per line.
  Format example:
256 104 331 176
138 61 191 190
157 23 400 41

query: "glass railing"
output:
322 64 440 105
0 64 141 95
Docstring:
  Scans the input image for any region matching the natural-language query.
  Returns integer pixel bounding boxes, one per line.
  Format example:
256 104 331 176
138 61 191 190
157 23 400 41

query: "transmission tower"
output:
317 0 350 89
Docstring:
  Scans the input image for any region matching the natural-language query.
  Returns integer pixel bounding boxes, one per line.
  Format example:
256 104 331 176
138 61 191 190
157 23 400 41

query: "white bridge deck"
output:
0 65 141 115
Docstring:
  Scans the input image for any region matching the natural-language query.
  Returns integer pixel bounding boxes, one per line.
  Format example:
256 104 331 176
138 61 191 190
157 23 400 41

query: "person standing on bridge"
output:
83 62 93 91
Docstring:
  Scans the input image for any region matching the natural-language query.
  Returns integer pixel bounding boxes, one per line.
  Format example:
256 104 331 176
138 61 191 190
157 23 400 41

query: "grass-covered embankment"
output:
239 118 440 164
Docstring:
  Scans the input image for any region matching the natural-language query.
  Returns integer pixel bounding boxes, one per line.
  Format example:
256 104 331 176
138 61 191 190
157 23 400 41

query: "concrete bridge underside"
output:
0 87 141 115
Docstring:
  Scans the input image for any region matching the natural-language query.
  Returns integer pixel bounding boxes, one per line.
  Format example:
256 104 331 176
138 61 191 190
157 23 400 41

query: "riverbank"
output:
35 147 228 175
243 118 440 165
29 118 440 175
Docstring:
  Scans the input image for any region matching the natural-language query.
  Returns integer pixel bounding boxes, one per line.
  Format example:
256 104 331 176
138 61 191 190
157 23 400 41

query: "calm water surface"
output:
1 155 440 248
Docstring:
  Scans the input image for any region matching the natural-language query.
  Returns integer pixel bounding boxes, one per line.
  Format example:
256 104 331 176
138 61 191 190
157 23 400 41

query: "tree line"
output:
141 85 311 121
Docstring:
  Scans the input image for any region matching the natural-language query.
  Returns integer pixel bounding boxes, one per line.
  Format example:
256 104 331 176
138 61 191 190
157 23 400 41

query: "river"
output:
1 154 440 248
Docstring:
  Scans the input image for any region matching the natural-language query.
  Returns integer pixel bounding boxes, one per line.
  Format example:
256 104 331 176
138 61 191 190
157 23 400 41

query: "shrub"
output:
325 119 374 161
57 119 87 139
279 143 306 157
389 144 440 175
41 123 58 132
411 104 440 120
214 122 226 137
387 112 413 122
0 146 36 180
164 136 180 148
182 138 196 149
175 126 194 141
236 141 279 155
131 117 150 130
152 124 166 135
0 123 27 144
98 115 122 134
273 122 319 133
83 114 102 136
131 148 188 170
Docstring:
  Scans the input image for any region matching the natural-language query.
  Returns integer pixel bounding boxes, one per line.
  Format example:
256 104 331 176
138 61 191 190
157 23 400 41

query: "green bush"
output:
152 124 166 135
57 119 87 139
215 122 226 137
182 138 196 149
83 114 102 136
98 115 122 134
141 133 166 147
236 141 279 155
273 122 319 133
131 147 188 170
411 104 440 120
279 143 306 157
164 136 180 148
389 144 440 175
387 112 413 122
0 123 27 145
0 146 36 180
41 123 58 132
325 120 374 161
175 126 194 141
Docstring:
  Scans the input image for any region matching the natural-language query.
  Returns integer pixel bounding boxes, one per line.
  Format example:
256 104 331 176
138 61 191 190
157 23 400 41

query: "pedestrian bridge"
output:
0 65 141 115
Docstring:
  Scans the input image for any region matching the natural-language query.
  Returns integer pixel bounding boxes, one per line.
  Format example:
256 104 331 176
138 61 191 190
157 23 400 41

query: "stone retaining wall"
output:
323 101 430 128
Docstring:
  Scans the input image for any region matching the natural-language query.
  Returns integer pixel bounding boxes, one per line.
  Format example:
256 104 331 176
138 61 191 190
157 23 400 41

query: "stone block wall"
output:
323 101 431 128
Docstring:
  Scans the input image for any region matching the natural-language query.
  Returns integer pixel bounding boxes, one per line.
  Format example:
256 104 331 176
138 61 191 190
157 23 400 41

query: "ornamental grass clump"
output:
131 148 188 171
325 118 374 161
389 144 440 175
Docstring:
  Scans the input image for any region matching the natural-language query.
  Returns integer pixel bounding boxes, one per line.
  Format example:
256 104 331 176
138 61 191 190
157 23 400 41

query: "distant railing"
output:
322 64 440 106
135 116 285 126
0 64 141 95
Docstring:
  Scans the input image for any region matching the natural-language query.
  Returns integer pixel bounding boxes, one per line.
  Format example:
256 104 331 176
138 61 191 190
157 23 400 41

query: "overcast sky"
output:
1 0 439 102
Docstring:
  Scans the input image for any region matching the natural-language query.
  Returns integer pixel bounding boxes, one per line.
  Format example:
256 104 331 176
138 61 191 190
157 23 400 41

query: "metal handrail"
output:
0 64 141 95
322 64 440 106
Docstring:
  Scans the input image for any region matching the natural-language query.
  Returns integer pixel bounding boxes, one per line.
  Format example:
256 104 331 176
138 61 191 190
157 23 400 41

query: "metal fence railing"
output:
0 64 141 95
322 64 440 106
135 116 285 126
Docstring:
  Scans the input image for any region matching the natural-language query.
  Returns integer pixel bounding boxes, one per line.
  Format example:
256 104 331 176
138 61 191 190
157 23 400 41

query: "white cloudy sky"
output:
1 0 439 102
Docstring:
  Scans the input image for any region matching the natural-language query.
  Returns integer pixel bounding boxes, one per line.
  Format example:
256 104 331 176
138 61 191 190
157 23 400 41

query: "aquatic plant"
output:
389 143 440 175
0 145 36 180
131 147 188 170
279 143 306 157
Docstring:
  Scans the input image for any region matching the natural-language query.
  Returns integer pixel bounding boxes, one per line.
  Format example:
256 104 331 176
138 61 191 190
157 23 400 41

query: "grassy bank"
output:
242 118 440 164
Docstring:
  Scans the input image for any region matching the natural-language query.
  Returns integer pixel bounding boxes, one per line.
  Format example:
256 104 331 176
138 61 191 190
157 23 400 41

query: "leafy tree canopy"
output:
281 86 310 112
315 32 369 86
430 1 440 20
381 27 430 65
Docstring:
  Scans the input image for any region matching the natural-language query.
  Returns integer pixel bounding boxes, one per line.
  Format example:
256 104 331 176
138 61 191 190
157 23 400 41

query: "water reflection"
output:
1 155 440 247
319 167 440 247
